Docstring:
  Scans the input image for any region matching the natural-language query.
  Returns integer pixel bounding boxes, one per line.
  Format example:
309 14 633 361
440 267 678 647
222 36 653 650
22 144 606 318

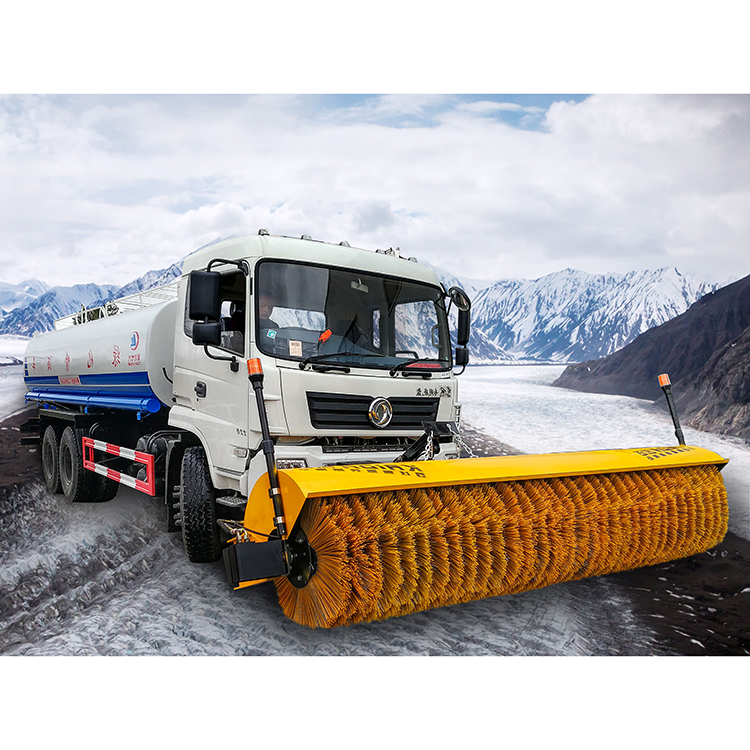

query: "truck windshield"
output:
255 261 451 371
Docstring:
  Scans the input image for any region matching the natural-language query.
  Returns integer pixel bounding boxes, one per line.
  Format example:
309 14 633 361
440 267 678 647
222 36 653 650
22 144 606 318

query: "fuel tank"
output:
24 299 178 413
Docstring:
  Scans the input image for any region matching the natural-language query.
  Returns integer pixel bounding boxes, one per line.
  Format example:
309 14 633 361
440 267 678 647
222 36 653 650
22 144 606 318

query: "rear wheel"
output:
59 426 92 503
180 446 222 562
41 425 62 494
87 424 120 502
89 473 120 502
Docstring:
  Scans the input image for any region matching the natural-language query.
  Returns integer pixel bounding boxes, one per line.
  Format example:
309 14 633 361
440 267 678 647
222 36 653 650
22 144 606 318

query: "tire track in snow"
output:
0 483 175 652
0 477 667 655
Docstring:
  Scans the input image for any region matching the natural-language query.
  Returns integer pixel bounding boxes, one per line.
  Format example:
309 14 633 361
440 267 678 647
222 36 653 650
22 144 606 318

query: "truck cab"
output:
170 233 469 497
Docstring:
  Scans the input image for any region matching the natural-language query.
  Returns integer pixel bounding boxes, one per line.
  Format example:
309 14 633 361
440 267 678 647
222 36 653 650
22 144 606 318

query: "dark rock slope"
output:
676 325 750 441
553 272 750 441
553 274 750 400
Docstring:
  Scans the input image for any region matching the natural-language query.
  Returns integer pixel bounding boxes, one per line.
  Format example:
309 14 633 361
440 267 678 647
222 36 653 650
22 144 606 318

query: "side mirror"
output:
192 321 222 347
455 347 469 368
188 271 221 321
448 285 471 347
448 286 471 312
457 309 470 347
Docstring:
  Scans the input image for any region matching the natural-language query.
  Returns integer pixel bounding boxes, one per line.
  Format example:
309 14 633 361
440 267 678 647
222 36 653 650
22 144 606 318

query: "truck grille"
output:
307 392 439 430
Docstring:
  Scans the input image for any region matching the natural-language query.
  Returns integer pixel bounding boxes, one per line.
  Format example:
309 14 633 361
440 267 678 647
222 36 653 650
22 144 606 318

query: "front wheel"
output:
180 446 222 562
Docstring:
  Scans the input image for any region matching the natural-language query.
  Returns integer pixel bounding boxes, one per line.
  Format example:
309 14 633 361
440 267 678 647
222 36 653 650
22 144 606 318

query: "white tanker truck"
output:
23 231 472 581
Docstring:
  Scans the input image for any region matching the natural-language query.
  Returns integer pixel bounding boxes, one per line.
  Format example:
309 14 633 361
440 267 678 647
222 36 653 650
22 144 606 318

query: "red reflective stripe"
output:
80 436 156 497
135 479 154 495
83 437 93 466
144 453 155 495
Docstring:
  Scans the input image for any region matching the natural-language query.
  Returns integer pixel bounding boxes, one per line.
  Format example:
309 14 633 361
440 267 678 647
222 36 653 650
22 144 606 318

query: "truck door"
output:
172 268 250 486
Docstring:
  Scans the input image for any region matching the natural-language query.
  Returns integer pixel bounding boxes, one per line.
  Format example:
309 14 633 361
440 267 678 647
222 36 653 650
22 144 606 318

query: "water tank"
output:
24 299 178 414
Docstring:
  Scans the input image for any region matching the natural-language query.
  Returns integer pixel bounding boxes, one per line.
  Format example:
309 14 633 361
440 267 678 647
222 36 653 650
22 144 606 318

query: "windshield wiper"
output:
389 358 449 377
309 363 351 373
299 352 383 370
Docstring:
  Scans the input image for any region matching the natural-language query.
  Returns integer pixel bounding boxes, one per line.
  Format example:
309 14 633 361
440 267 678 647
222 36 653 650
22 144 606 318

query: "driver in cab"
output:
258 291 280 340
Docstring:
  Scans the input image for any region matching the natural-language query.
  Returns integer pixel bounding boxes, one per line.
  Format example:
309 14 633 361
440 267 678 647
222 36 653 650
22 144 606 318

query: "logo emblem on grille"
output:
368 397 393 428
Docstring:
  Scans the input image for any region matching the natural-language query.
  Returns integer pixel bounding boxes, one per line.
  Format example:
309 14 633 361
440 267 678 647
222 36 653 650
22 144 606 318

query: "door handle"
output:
195 381 207 398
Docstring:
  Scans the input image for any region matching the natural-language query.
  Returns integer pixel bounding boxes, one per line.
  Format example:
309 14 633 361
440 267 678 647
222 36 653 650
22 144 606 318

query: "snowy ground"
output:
0 334 30 360
0 366 28 419
0 336 30 417
1 364 748 655
459 365 750 540
0 482 662 655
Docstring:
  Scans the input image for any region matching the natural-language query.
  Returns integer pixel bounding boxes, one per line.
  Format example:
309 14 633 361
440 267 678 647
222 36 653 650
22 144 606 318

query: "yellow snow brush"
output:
223 364 729 628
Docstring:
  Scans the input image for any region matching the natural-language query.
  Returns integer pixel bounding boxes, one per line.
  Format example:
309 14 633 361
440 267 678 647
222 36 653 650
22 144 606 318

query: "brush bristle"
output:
274 465 728 628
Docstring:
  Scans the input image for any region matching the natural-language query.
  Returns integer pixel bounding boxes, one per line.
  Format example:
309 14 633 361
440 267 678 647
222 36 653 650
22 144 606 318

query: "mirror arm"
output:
203 344 240 372
207 258 249 276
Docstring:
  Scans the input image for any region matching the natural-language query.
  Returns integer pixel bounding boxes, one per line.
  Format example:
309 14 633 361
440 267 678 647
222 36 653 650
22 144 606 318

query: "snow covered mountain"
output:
420 261 515 363
399 262 718 365
0 262 183 337
0 279 50 313
0 284 120 337
114 261 183 299
471 267 718 363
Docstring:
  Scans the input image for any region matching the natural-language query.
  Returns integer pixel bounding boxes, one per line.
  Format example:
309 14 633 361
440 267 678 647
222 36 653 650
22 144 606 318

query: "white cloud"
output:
458 101 523 113
339 94 453 121
455 102 545 116
0 94 748 288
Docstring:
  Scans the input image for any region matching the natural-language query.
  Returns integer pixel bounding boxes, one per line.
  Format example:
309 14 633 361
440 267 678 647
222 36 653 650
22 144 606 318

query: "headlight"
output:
277 459 308 470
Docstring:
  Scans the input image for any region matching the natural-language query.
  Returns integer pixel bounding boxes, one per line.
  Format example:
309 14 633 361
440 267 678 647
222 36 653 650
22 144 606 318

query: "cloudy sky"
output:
2 3 748 291
1 93 749 289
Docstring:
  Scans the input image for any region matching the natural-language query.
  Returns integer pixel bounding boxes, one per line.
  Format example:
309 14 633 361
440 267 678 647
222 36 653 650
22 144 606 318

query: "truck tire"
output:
180 446 222 563
89 473 120 503
59 426 93 503
86 422 120 502
41 425 63 494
